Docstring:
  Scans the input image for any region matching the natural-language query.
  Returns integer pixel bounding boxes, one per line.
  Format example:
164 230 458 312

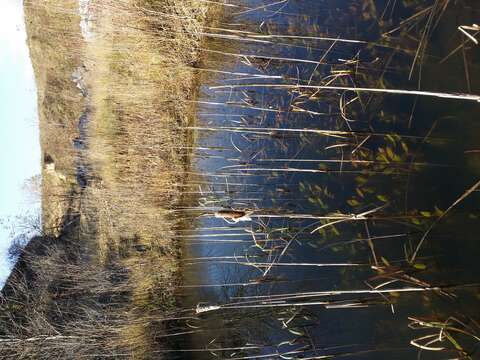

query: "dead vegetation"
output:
85 0 209 260
24 0 84 236
1 0 216 358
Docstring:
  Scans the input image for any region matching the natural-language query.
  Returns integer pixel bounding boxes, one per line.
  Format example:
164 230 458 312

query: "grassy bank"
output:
84 2 211 351
1 0 214 358
24 0 84 236
85 0 208 260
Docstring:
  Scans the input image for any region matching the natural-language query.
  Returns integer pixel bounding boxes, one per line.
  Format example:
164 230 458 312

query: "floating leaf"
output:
356 188 365 198
348 198 360 206
413 263 427 270
386 134 396 145
377 153 390 163
317 197 325 208
386 147 395 160
331 226 340 236
356 176 367 184
377 194 388 202
420 211 432 218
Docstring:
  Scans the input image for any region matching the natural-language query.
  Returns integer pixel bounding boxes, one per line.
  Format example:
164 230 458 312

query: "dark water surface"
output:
170 1 480 359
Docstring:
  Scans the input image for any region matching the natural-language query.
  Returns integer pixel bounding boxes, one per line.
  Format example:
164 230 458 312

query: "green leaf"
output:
356 188 365 198
356 176 368 184
386 147 395 160
348 198 360 206
413 263 427 270
377 194 388 202
434 206 444 216
331 226 340 236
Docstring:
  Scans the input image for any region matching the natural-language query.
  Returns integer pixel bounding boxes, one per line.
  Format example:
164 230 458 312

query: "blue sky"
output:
0 0 40 283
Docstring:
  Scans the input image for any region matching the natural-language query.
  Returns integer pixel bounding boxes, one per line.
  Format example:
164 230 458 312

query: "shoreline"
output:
1 1 217 357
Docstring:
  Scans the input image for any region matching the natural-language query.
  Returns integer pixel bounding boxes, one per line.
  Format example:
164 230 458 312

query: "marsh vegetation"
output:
1 0 480 359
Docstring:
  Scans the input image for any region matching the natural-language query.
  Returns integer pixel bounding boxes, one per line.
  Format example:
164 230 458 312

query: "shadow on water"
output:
164 1 480 359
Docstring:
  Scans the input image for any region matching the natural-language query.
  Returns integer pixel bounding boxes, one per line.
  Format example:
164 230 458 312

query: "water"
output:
71 65 92 189
75 0 95 190
166 1 480 359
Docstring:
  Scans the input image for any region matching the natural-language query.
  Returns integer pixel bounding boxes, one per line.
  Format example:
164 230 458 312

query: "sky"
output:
0 0 40 283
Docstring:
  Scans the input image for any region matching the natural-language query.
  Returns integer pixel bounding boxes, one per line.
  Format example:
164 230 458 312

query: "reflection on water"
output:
169 1 480 359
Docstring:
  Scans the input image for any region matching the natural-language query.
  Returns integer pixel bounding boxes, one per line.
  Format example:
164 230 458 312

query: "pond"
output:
164 1 480 359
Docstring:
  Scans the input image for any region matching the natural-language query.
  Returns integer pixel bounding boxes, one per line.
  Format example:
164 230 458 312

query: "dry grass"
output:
24 0 85 236
1 0 216 358
81 2 212 351
85 0 209 259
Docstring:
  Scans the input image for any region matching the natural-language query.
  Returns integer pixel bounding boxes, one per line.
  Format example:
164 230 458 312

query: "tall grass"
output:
1 0 216 358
